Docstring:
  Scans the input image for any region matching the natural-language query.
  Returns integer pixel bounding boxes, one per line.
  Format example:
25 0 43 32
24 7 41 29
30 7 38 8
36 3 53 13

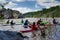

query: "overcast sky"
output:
0 0 60 14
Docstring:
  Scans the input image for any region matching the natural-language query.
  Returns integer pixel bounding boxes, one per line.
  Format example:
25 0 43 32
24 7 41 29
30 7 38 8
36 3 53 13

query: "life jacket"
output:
31 24 38 30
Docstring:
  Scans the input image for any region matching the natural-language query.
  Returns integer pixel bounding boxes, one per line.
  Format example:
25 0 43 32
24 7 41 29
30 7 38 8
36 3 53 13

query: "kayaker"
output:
21 19 24 24
37 19 42 25
29 22 38 38
10 20 14 28
53 18 57 24
23 19 29 28
6 20 9 24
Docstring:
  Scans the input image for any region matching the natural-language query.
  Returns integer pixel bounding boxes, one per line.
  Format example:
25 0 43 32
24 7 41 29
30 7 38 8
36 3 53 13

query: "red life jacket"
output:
32 24 38 30
37 20 41 25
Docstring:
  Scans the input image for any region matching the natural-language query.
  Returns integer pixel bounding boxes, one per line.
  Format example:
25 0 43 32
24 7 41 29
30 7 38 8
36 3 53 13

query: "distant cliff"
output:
0 8 24 19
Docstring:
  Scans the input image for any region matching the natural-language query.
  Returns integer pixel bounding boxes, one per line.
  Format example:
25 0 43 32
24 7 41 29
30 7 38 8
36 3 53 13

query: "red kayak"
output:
20 24 55 33
20 29 32 33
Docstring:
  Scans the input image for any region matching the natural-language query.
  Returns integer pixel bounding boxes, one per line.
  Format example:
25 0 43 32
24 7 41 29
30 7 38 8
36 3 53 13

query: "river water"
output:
0 18 60 40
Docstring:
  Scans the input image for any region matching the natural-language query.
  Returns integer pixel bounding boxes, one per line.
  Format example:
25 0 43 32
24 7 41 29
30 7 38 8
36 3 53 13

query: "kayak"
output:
20 29 32 33
40 21 48 25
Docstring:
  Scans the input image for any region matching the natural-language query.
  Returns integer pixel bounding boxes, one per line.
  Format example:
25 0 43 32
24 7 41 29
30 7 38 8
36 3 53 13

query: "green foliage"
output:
23 6 60 17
